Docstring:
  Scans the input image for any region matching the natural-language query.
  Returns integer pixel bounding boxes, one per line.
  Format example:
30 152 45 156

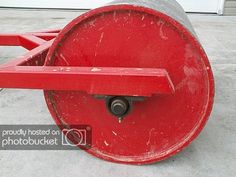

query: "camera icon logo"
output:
62 128 87 147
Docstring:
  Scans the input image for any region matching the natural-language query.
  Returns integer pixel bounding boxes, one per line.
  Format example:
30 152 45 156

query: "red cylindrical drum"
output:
44 0 214 164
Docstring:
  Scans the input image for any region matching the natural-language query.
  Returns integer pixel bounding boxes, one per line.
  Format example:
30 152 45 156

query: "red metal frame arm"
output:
0 34 20 46
0 40 53 67
19 34 46 50
0 66 175 97
0 33 47 49
0 31 57 67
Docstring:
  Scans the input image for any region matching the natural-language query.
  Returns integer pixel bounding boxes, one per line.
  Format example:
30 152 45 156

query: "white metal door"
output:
0 0 225 14
177 0 224 14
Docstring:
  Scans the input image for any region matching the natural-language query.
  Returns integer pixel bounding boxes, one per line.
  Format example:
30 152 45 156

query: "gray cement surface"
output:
0 9 235 177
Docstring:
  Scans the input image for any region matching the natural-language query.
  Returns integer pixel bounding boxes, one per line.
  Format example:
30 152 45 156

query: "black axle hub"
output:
108 97 130 118
94 95 144 122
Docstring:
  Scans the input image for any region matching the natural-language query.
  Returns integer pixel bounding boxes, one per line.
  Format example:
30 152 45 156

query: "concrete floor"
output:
0 9 235 177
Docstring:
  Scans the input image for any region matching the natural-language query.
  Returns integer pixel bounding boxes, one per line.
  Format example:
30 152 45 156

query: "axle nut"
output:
109 97 129 117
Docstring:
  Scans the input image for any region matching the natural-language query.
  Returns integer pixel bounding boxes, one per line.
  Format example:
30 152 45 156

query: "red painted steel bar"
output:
31 33 58 41
37 29 61 33
0 66 174 96
0 34 46 48
18 34 46 50
0 34 20 46
0 40 53 67
0 32 56 67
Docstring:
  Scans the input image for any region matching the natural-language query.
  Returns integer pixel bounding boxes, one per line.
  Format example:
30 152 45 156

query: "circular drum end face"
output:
44 5 214 164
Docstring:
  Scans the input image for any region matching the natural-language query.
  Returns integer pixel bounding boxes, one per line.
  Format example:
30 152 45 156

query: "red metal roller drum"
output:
44 0 214 164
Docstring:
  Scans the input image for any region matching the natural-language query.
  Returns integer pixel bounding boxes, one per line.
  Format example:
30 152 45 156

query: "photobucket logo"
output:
62 128 88 147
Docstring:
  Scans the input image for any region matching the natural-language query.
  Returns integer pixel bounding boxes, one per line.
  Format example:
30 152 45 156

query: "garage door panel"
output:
0 0 222 13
